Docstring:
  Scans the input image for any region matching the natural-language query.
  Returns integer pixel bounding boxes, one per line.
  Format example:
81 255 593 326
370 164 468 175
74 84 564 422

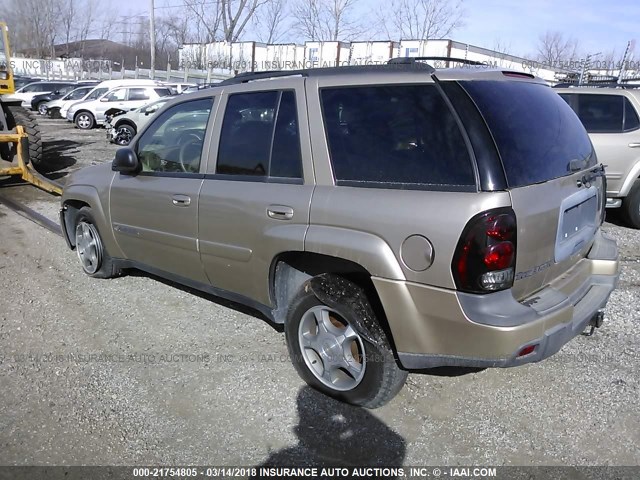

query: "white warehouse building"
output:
178 39 573 82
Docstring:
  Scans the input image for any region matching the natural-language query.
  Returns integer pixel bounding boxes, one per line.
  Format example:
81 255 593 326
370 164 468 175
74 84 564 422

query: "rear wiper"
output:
569 158 586 172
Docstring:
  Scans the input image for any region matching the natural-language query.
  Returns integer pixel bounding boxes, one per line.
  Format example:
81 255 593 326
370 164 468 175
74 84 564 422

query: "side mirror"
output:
112 148 140 174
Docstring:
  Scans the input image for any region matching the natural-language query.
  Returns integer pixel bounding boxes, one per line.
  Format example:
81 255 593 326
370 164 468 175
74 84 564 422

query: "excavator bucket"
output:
0 126 63 195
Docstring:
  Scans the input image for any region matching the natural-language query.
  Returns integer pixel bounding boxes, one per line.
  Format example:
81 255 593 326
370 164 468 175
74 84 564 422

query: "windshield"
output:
64 87 92 100
86 87 108 100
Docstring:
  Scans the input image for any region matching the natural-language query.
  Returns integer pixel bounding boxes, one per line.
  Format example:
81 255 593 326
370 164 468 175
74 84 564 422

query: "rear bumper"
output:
374 230 619 370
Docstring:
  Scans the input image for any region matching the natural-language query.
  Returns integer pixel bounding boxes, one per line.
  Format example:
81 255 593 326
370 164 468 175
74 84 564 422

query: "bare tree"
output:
181 0 268 43
292 0 361 41
536 31 579 66
377 0 465 40
60 0 76 56
182 0 223 43
253 0 289 43
292 0 324 41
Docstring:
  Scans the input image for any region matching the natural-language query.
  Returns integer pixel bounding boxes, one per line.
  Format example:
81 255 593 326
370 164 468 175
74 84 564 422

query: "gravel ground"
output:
0 117 639 468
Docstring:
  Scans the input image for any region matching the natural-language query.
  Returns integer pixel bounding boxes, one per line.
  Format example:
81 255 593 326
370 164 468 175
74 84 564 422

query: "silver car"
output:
557 87 640 228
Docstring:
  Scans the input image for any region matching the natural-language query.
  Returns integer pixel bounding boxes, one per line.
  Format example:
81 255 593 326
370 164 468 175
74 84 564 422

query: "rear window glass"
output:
320 85 475 189
461 81 595 188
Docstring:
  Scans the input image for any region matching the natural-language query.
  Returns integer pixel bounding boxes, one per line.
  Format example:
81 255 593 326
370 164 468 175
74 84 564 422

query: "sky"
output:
117 0 639 60
455 0 639 58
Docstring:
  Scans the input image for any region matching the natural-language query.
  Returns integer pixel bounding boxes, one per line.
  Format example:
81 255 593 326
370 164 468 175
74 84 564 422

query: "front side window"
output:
216 90 303 179
66 88 91 100
21 83 40 93
136 98 213 174
321 84 475 188
105 88 127 102
87 88 107 100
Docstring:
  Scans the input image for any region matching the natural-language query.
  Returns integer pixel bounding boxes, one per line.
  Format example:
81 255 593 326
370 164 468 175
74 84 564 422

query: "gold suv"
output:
60 64 620 407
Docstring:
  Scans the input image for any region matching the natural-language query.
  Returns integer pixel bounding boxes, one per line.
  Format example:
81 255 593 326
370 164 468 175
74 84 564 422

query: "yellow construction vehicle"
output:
0 21 61 194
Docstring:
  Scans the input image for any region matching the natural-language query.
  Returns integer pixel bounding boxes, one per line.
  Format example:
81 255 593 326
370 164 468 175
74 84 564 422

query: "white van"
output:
60 79 162 120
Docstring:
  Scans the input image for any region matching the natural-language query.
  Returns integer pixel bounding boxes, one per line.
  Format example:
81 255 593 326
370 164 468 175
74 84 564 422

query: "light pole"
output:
149 0 156 79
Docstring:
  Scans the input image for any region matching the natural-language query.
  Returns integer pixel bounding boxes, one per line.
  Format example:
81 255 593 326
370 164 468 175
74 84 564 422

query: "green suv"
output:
60 64 620 408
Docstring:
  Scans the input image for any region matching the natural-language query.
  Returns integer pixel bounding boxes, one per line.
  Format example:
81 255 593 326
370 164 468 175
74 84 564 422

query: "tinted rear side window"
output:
320 85 475 189
577 94 623 133
624 97 640 131
461 81 595 188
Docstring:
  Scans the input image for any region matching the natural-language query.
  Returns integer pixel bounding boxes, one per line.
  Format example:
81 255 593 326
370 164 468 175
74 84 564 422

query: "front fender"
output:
61 184 124 259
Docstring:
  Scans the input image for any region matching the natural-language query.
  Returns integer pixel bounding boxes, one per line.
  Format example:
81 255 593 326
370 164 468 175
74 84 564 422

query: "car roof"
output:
216 63 545 87
554 87 640 97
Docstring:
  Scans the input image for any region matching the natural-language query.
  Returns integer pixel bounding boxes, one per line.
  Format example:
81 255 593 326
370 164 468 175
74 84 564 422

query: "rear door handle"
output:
629 142 640 148
267 205 294 220
171 194 191 206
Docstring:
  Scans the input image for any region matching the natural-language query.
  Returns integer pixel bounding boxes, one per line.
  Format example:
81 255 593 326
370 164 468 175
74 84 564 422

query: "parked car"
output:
60 64 620 408
162 82 196 94
44 85 96 118
105 97 172 145
556 87 640 228
12 76 41 90
66 85 172 129
1 80 77 108
61 79 164 122
30 83 78 114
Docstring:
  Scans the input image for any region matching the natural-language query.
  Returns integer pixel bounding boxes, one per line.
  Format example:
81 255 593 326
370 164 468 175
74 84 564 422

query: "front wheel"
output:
37 102 48 116
622 180 640 229
114 124 136 146
75 112 95 130
74 207 121 278
285 275 407 408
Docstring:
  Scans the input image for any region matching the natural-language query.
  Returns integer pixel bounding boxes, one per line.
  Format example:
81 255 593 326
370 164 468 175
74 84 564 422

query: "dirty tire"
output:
1 104 43 167
285 275 407 408
622 180 640 229
74 207 122 279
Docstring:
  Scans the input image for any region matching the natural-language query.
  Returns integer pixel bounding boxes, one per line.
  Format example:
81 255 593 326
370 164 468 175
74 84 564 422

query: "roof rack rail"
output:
553 82 639 89
218 63 436 85
219 70 308 85
388 56 484 66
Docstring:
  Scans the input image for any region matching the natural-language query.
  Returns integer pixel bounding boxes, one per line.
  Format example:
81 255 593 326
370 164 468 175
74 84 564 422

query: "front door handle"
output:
171 194 191 206
629 142 640 148
267 205 294 220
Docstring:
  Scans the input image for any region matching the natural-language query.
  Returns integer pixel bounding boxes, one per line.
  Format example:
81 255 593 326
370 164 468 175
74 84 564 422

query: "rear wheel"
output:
74 207 121 278
285 275 407 408
0 104 43 168
622 180 640 229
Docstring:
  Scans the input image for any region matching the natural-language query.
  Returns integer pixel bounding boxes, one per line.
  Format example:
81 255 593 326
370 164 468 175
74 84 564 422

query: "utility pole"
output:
149 0 156 79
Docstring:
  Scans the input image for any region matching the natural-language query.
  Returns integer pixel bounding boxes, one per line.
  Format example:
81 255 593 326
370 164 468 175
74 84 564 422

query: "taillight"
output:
452 208 517 294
